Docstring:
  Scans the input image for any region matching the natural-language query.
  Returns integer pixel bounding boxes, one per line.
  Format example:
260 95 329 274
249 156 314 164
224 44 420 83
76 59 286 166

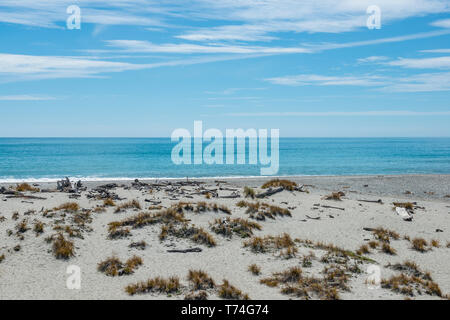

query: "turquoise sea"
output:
0 138 449 181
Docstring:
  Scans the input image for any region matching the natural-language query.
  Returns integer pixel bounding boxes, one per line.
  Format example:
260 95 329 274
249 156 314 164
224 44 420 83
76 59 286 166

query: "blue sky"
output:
1 0 450 137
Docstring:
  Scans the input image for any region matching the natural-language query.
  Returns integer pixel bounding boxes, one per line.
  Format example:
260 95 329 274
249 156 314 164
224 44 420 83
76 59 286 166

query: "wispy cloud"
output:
431 18 450 28
265 71 450 92
225 111 450 117
265 74 385 87
0 95 57 101
105 40 312 54
386 56 450 69
421 49 450 53
0 53 148 81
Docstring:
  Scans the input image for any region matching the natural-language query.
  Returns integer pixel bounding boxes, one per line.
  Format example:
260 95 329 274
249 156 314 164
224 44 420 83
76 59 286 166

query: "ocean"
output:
0 138 449 182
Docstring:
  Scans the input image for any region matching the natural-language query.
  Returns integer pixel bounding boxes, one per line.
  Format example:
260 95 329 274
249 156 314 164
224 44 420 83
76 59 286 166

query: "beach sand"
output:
0 175 449 300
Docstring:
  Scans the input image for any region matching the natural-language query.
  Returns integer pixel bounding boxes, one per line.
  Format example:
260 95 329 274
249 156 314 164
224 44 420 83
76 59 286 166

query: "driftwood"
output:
220 192 241 199
6 194 47 200
167 248 202 253
358 199 383 204
321 205 345 211
256 187 284 198
305 215 320 220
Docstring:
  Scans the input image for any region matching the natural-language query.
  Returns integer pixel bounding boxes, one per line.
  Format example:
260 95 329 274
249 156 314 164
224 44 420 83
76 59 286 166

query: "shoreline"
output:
2 174 450 202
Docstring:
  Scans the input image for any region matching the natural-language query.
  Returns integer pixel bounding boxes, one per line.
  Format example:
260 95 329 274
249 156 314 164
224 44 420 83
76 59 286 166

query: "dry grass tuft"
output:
393 202 415 210
243 233 295 255
260 266 343 300
0 254 4 263
103 198 116 207
15 219 30 233
356 244 371 255
323 191 345 201
129 241 146 250
125 276 180 296
381 243 397 255
248 264 261 275
159 223 217 247
372 227 400 243
54 202 80 212
114 199 141 213
261 179 297 191
218 280 250 300
382 262 442 297
107 208 187 238
33 221 44 236
12 212 19 221
431 239 440 248
243 186 256 199
236 201 291 221
187 270 215 290
52 233 75 259
184 290 208 300
16 183 39 192
210 217 261 238
411 238 429 252
98 255 143 276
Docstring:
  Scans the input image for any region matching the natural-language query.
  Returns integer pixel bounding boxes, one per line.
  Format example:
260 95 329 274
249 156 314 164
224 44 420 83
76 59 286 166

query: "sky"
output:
0 0 450 137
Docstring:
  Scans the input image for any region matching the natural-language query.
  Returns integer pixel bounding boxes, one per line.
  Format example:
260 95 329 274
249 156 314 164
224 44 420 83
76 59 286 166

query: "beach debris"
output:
220 191 240 199
56 177 72 192
358 199 383 204
87 184 121 200
395 207 413 221
145 199 162 205
6 194 47 200
305 215 320 220
167 248 202 253
436 229 444 233
255 187 284 198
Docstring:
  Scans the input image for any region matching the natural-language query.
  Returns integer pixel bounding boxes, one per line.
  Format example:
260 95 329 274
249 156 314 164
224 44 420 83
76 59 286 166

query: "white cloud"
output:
386 56 450 69
225 111 450 117
383 72 450 92
431 18 450 28
0 53 148 81
266 71 450 92
105 40 312 54
357 56 389 63
0 95 57 101
421 49 450 53
1 0 449 35
265 74 385 87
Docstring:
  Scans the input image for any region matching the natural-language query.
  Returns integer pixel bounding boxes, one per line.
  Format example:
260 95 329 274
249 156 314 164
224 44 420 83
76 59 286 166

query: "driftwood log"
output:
256 187 284 198
167 248 202 253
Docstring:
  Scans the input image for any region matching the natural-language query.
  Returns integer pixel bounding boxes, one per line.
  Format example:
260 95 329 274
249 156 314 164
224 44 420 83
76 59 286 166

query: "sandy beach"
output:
0 175 449 300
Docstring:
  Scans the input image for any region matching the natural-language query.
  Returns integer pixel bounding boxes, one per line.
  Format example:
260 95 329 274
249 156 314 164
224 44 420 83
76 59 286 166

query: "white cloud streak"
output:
0 95 57 101
226 111 450 117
